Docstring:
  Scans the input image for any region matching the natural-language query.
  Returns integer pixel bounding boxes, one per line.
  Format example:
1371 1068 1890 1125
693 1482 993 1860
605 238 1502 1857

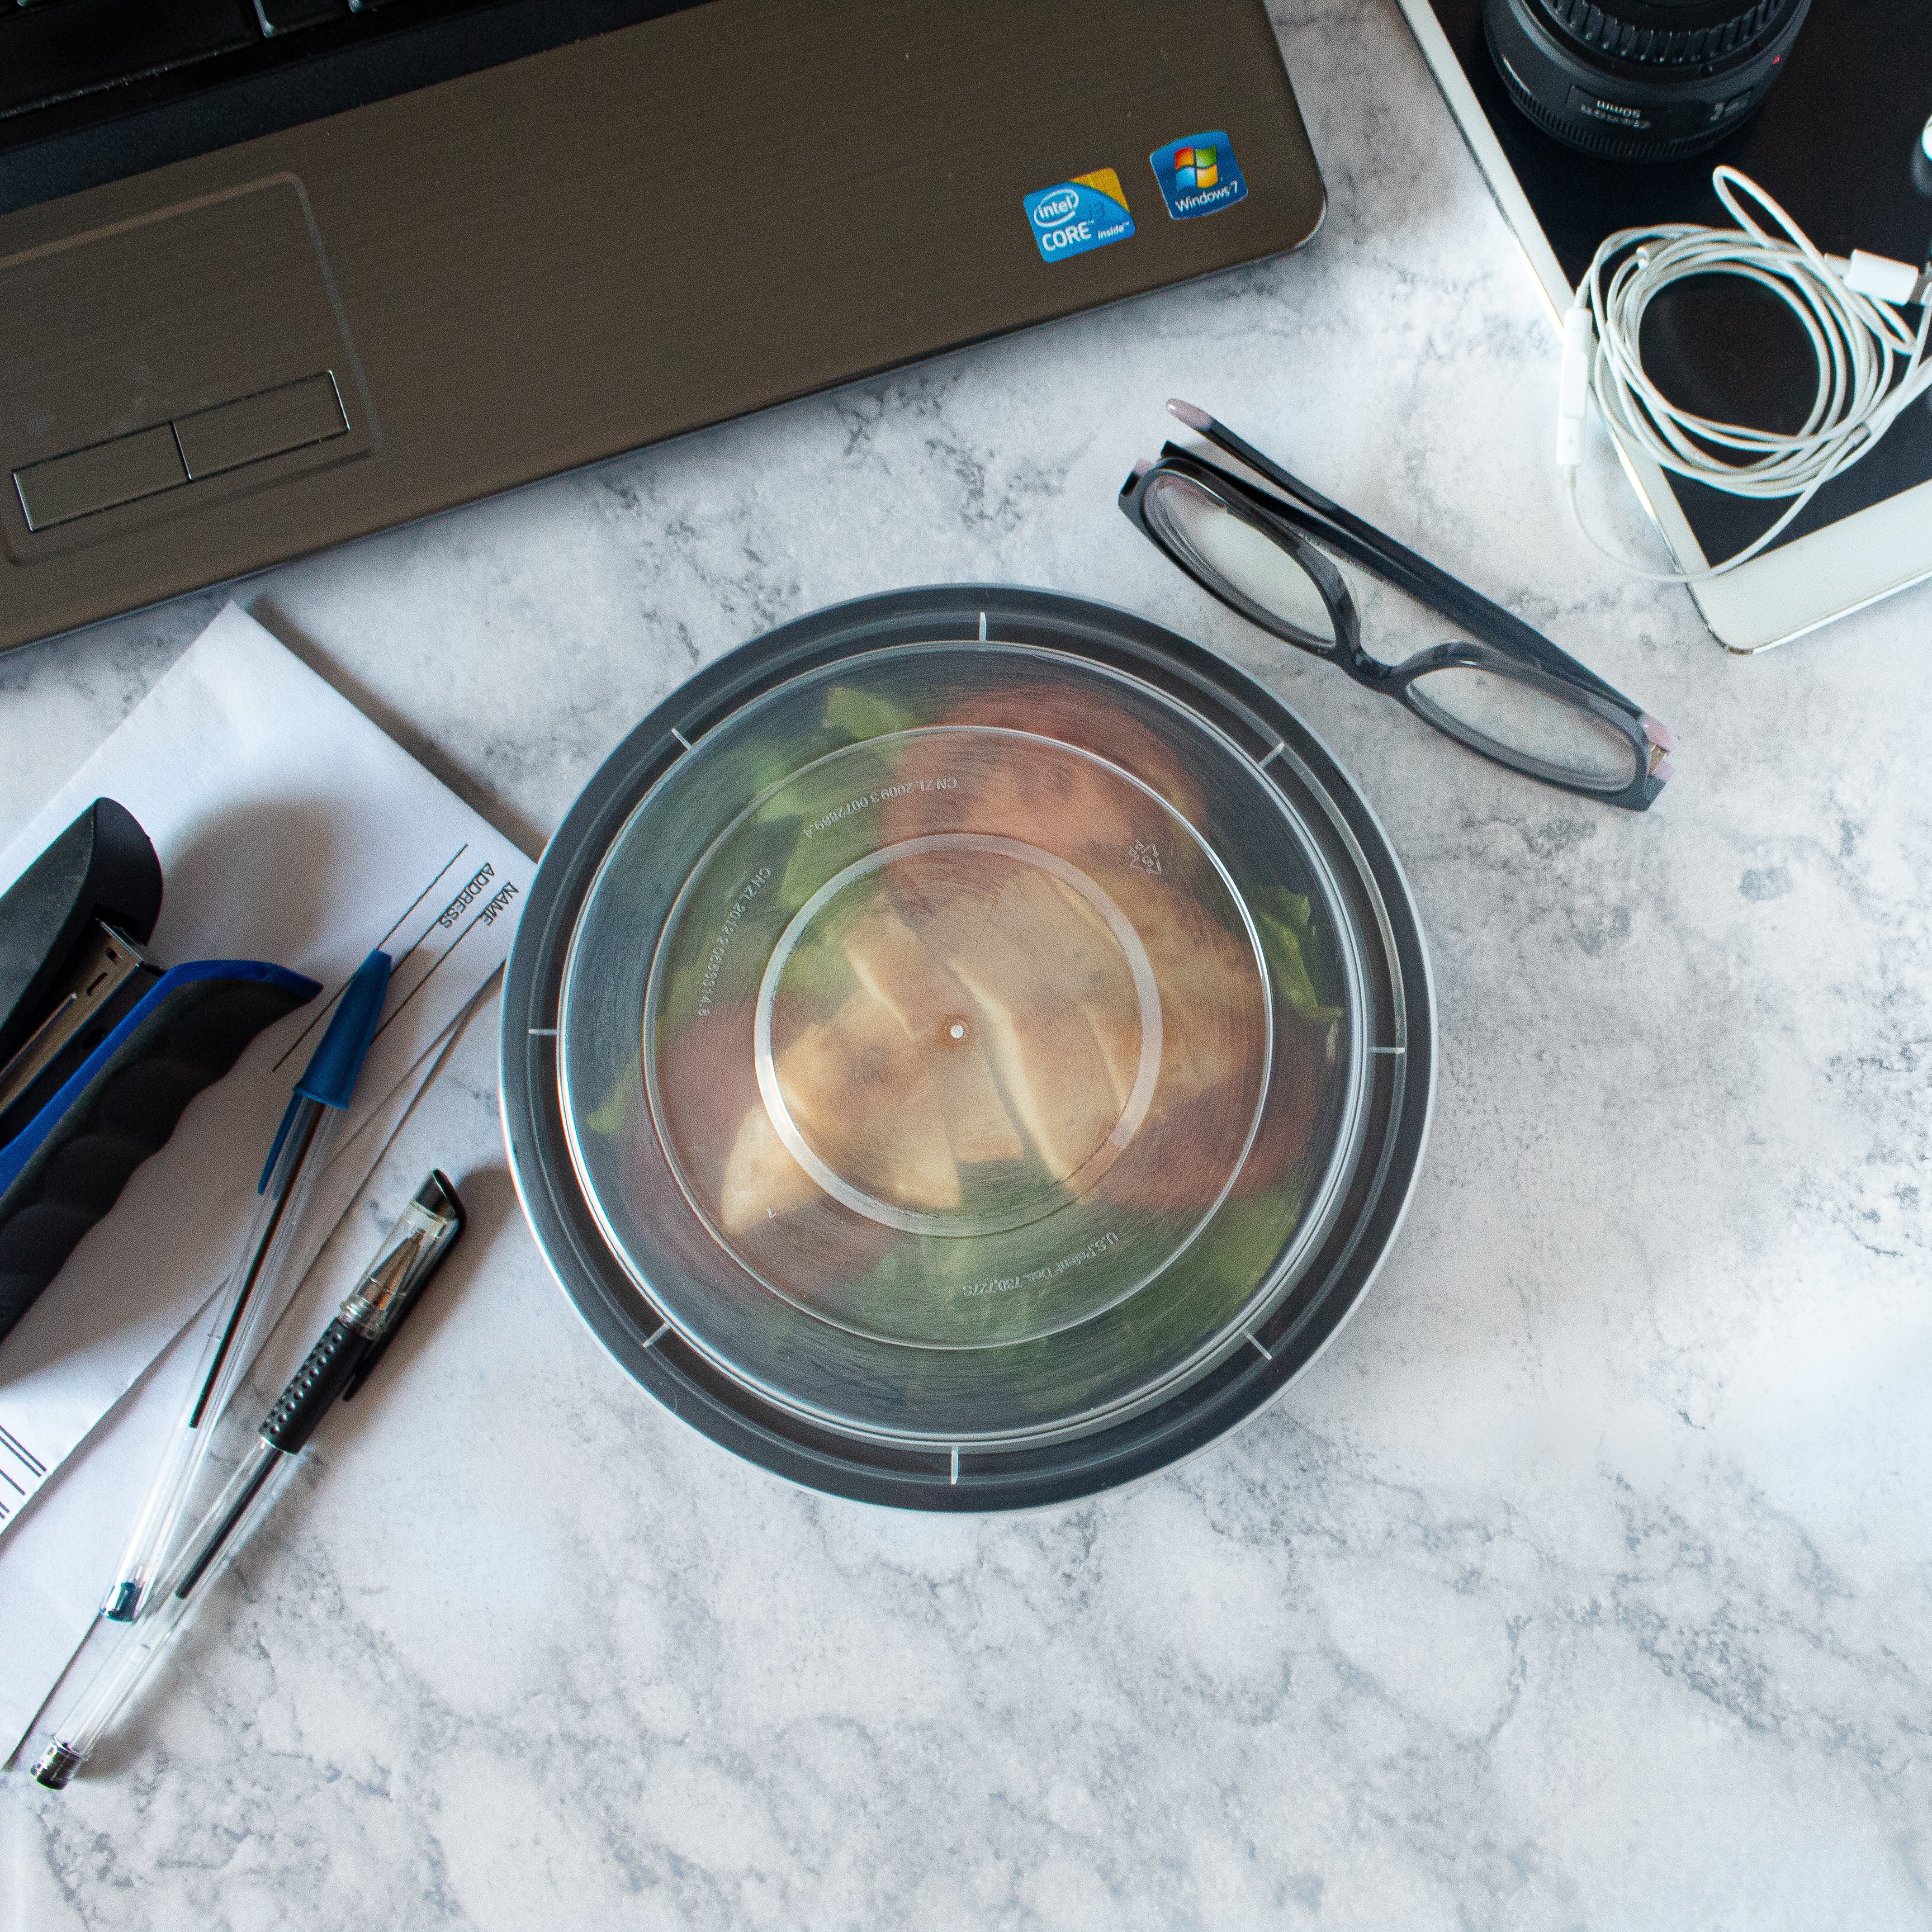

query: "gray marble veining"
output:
3 2 1929 1925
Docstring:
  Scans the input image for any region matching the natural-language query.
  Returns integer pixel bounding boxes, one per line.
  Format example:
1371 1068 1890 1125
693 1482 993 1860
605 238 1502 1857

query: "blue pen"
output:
102 948 392 1623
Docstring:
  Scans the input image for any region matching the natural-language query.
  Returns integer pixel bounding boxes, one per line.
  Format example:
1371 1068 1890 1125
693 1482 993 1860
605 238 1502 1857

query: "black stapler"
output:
0 799 321 1342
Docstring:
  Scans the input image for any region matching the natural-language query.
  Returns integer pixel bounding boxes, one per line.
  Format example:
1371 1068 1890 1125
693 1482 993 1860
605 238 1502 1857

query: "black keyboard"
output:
0 0 705 216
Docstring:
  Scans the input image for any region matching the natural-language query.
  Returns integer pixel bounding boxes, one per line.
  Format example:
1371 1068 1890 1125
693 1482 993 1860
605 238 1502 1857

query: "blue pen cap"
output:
258 949 391 1191
297 948 391 1107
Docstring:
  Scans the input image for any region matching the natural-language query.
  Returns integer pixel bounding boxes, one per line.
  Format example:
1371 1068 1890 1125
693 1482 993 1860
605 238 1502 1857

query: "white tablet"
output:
1395 0 1932 654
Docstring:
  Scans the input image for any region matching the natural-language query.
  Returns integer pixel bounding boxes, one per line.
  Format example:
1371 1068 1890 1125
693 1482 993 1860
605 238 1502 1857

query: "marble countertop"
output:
4 4 1930 1925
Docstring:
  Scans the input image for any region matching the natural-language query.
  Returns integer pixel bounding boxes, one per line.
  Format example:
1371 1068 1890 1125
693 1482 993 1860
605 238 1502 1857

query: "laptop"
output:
0 0 1327 657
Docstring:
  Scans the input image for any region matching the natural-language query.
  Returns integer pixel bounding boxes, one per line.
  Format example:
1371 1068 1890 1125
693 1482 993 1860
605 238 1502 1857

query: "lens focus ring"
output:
1534 0 1792 66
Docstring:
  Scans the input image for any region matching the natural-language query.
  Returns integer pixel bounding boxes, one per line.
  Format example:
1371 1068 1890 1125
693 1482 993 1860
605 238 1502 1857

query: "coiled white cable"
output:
1556 165 1932 582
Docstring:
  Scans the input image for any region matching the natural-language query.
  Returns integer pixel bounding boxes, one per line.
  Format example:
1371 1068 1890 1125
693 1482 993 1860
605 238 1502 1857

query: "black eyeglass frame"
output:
1119 427 1673 812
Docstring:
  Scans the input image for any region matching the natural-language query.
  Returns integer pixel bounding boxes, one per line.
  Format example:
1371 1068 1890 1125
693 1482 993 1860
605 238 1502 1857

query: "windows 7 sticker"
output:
1149 132 1248 220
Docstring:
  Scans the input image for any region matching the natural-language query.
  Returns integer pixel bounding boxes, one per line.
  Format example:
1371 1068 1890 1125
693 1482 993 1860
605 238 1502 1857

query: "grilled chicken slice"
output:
719 1105 816 1234
926 867 1142 1185
844 901 1024 1167
776 987 962 1214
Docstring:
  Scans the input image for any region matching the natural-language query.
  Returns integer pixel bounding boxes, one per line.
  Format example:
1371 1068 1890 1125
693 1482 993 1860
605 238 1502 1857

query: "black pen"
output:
34 1171 466 1791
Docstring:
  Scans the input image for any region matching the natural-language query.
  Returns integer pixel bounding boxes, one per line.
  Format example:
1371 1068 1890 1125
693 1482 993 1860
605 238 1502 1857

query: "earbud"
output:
1555 306 1594 471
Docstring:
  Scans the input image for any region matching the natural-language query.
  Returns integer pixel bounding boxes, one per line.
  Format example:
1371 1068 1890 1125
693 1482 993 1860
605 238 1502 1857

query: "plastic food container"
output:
503 589 1432 1509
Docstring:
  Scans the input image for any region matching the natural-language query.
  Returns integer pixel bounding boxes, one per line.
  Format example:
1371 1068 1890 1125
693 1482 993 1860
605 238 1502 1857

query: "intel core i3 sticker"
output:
1149 132 1248 220
1023 169 1134 263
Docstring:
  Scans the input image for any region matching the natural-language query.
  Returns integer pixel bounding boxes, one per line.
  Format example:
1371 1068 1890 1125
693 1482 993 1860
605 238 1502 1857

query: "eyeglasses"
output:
1120 402 1675 811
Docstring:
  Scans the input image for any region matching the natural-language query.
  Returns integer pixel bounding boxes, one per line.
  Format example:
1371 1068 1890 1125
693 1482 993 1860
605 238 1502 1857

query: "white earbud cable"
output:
1557 165 1932 583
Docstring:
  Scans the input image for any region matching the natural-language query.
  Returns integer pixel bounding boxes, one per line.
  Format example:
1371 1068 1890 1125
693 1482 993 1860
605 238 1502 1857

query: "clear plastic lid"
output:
557 642 1371 1450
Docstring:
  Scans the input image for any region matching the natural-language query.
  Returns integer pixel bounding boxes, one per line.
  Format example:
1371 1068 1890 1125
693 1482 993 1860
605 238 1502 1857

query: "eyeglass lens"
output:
1405 664 1639 789
1141 471 1337 646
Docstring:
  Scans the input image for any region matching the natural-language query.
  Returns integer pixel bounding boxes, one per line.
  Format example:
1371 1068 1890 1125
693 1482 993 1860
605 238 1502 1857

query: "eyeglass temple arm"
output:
1163 404 1635 711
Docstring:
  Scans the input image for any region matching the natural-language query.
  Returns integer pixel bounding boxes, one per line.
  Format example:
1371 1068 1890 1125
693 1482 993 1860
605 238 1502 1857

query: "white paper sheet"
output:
0 1301 213 1769
0 604 531 1541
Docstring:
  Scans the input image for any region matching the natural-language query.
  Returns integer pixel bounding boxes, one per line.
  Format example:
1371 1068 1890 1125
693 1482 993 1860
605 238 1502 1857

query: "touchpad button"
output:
14 425 189 532
174 372 350 479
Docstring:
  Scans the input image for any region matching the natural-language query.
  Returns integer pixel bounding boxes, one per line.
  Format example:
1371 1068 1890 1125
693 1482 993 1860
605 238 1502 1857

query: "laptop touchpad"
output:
1 175 372 558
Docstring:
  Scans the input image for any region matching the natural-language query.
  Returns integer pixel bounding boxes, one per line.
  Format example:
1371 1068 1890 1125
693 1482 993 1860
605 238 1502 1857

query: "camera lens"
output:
1483 0 1812 163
